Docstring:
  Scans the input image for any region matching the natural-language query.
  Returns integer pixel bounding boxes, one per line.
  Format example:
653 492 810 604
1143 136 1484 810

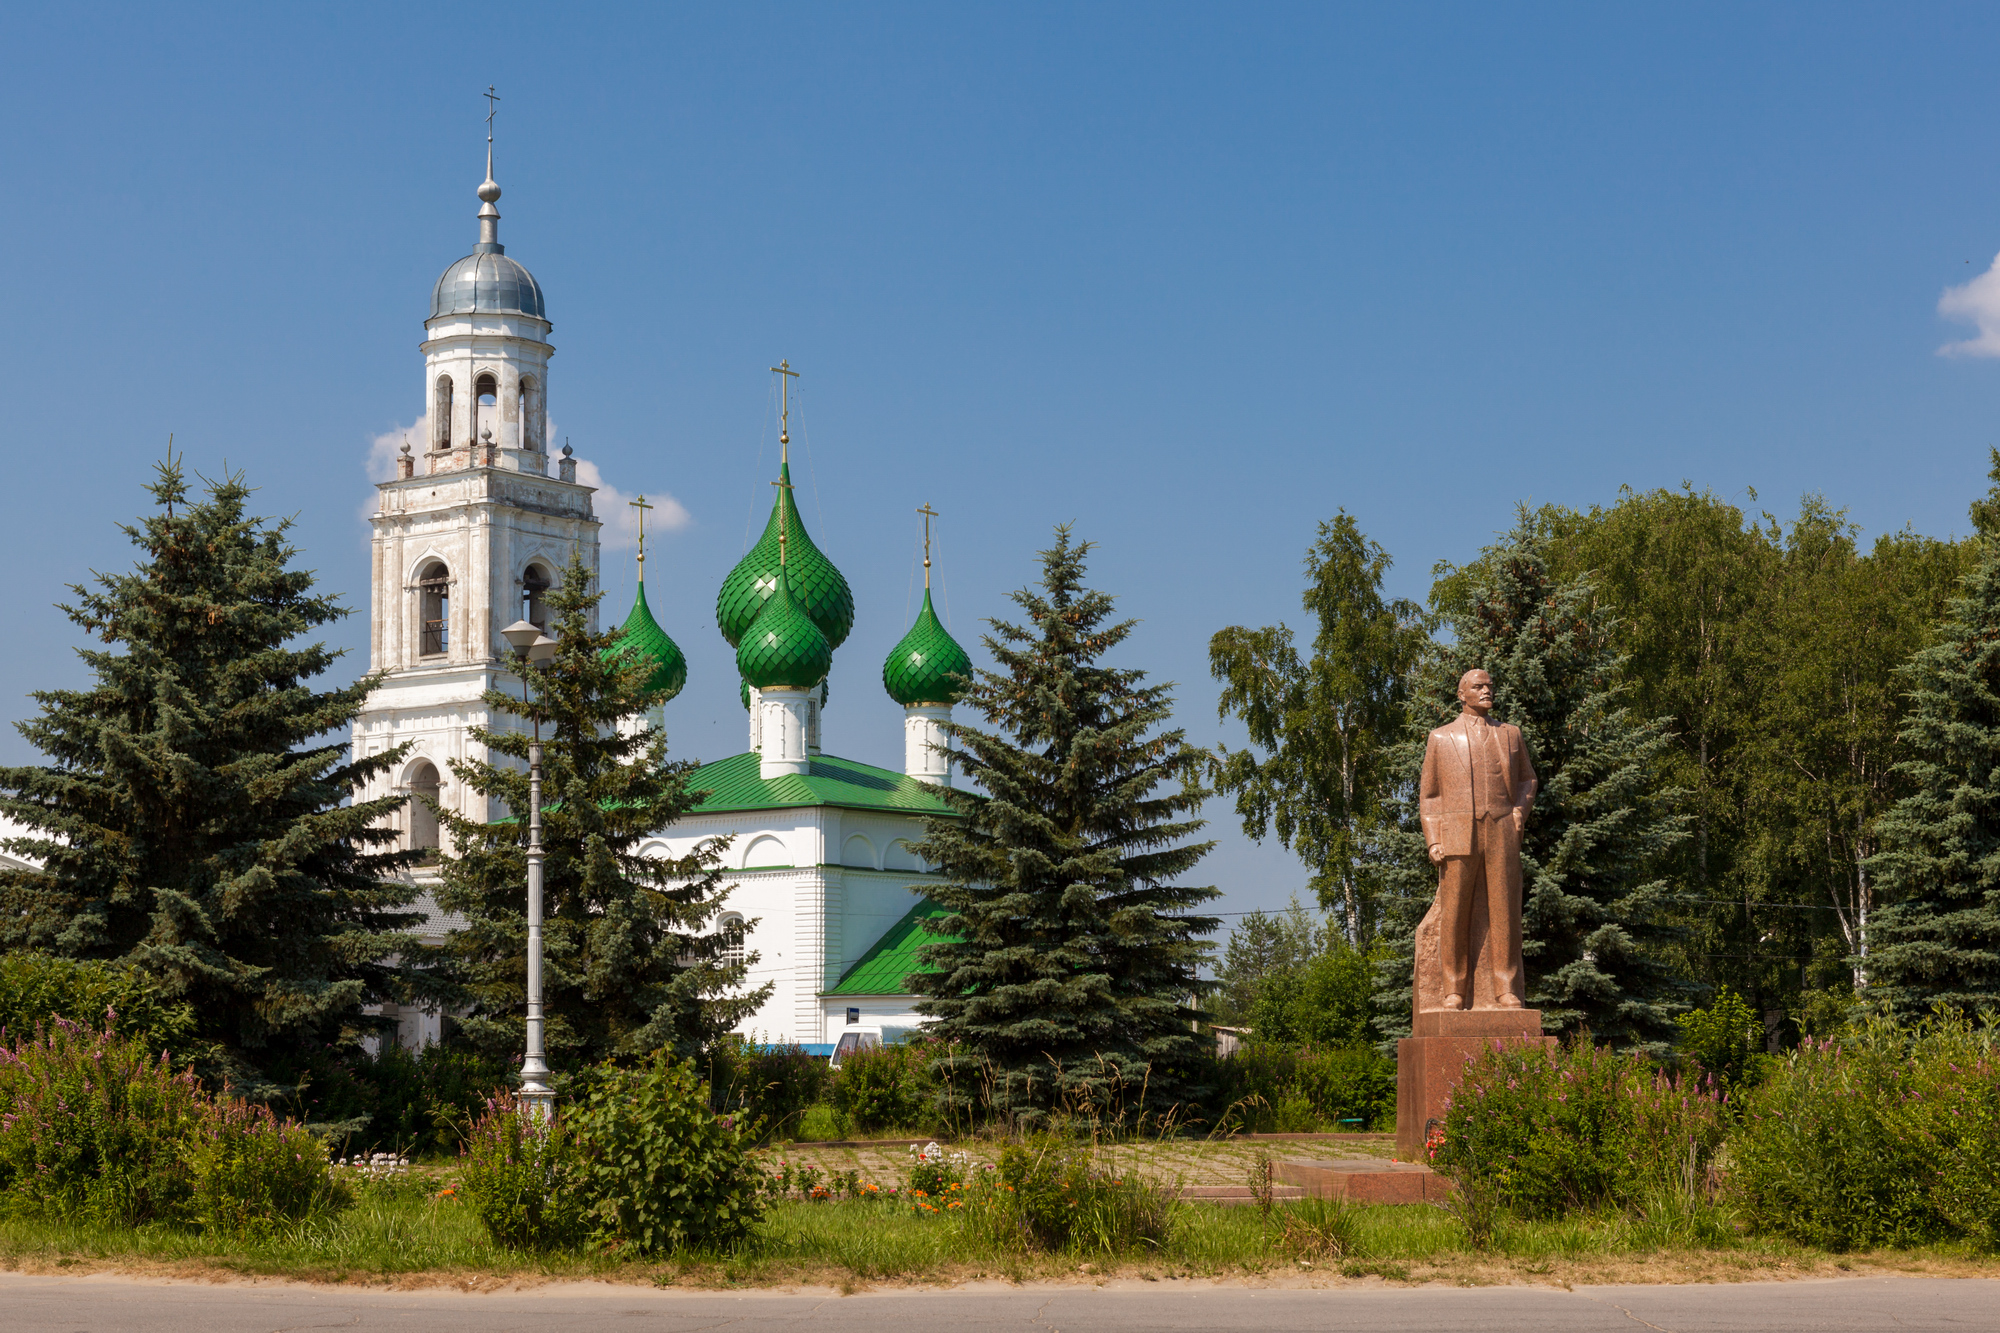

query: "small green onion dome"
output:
883 588 971 706
736 565 833 690
606 582 687 701
716 463 855 650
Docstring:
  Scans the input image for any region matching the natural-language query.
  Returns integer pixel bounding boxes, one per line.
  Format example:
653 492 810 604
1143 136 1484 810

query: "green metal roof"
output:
826 898 957 996
689 751 960 816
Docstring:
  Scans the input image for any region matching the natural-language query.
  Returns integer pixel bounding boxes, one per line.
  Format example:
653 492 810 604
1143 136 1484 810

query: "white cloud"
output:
573 458 692 551
1939 253 2000 357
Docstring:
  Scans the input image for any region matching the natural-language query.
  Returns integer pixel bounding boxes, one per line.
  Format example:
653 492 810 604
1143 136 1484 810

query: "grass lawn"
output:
2 1190 1995 1292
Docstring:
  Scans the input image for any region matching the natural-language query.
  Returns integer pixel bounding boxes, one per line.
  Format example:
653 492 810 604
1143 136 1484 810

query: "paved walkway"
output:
2 1273 1993 1332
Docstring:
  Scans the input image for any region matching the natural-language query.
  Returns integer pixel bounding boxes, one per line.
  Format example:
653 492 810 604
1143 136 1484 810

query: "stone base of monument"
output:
1395 1007 1555 1160
1276 1157 1454 1204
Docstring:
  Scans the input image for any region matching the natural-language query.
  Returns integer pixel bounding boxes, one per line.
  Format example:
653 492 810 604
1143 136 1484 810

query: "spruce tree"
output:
1371 514 1690 1053
911 527 1218 1125
0 457 430 1083
435 553 765 1067
1864 531 2000 1019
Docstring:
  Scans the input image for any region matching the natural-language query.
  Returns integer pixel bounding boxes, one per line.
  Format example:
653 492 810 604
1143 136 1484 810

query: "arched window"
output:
433 376 454 450
717 913 746 967
408 761 441 853
522 564 551 630
474 373 498 449
418 561 450 656
519 375 541 451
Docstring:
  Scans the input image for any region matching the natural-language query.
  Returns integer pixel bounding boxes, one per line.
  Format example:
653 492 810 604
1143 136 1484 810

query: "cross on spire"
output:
770 360 799 460
483 86 500 182
916 503 938 589
629 494 654 582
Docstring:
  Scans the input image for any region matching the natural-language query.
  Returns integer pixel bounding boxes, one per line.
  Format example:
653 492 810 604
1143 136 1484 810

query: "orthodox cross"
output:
770 360 799 457
629 494 654 582
483 86 500 180
916 503 938 588
771 472 795 566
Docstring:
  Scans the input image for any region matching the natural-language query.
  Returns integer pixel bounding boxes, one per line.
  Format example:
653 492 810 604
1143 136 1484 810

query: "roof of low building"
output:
826 897 955 996
688 751 959 816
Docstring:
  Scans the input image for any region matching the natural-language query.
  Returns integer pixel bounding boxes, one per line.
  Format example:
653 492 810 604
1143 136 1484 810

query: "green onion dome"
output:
606 582 687 701
716 463 855 650
883 588 971 706
735 565 833 690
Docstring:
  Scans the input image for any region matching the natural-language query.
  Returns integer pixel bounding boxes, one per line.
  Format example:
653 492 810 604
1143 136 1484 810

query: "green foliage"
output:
1249 936 1381 1048
0 950 196 1055
0 1017 345 1233
1213 1042 1395 1131
1675 986 1761 1088
1865 532 2000 1020
0 458 432 1087
912 527 1219 1125
1727 1017 2000 1250
1429 1037 1726 1219
1375 513 1692 1053
568 1054 765 1255
993 1134 1173 1254
1211 898 1323 1024
704 1037 831 1143
831 1041 936 1134
1210 514 1428 942
437 553 767 1069
257 1040 515 1153
457 1093 588 1251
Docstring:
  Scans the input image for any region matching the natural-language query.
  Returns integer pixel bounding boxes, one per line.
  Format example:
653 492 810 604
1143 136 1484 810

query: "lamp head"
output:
501 619 541 653
527 633 558 663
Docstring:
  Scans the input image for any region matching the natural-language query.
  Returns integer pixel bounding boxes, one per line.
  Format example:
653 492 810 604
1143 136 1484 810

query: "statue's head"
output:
1457 669 1494 716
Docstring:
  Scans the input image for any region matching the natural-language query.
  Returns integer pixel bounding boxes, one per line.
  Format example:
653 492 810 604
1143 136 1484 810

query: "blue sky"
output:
7 5 2000 930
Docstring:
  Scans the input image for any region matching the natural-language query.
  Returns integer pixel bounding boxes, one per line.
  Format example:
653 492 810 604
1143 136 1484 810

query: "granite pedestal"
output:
1394 1007 1554 1160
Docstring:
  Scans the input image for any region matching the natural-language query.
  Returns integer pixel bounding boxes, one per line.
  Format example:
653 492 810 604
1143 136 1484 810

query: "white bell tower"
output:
352 107 600 856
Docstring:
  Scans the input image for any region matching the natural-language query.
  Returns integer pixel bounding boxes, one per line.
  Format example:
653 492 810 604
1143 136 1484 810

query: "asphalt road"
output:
3 1274 1996 1333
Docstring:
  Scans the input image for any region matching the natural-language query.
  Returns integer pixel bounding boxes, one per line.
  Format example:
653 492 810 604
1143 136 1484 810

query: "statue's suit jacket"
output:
1418 714 1537 858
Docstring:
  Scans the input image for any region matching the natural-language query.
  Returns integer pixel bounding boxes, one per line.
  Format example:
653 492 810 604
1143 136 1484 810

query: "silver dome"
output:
430 250 547 321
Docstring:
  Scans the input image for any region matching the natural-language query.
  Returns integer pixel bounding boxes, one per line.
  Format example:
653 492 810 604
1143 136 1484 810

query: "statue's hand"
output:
1428 843 1445 866
1512 807 1527 836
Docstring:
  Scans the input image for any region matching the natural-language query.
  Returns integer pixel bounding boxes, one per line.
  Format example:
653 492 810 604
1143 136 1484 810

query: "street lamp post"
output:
502 619 558 1120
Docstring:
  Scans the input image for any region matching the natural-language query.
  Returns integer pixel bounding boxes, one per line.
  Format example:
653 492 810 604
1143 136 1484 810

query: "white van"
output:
829 1025 917 1068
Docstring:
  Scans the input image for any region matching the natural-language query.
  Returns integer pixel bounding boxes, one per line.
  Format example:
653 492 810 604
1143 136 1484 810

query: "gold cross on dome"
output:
629 494 654 581
770 360 799 454
916 503 938 588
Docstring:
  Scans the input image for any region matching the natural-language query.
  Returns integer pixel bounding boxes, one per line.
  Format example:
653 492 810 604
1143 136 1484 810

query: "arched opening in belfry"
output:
475 373 498 446
434 376 454 450
522 563 552 630
418 561 450 656
519 375 541 451
408 760 441 853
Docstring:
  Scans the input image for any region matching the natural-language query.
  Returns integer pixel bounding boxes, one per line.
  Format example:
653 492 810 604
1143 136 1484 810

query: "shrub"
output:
0 951 196 1055
1212 1041 1396 1131
1727 1017 2000 1250
705 1037 830 1142
833 1040 936 1133
264 1039 516 1153
569 1054 766 1255
1429 1036 1724 1219
993 1133 1174 1254
457 1093 588 1251
0 1017 344 1232
1675 986 1761 1089
1276 1196 1360 1260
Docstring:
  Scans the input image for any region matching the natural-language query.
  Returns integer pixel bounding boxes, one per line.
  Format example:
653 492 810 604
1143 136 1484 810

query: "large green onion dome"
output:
716 463 855 650
606 582 687 700
883 588 971 706
736 564 833 690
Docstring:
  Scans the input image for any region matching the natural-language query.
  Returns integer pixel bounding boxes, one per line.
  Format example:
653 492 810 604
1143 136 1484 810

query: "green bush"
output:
705 1037 830 1142
1213 1042 1395 1131
0 951 196 1055
0 1016 344 1233
833 1041 936 1133
457 1092 588 1251
992 1133 1173 1254
1675 986 1761 1089
1728 1017 2000 1250
570 1054 766 1255
1429 1037 1725 1219
264 1040 515 1153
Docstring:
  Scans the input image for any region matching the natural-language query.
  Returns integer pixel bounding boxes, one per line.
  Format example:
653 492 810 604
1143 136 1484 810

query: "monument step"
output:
1275 1157 1455 1205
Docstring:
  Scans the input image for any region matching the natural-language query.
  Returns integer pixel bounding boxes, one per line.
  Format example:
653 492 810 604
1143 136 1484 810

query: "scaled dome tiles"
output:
607 583 687 701
736 567 833 690
716 464 855 650
883 588 971 706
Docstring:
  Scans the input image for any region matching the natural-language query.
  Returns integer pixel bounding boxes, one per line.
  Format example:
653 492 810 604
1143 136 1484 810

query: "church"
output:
352 139 972 1050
